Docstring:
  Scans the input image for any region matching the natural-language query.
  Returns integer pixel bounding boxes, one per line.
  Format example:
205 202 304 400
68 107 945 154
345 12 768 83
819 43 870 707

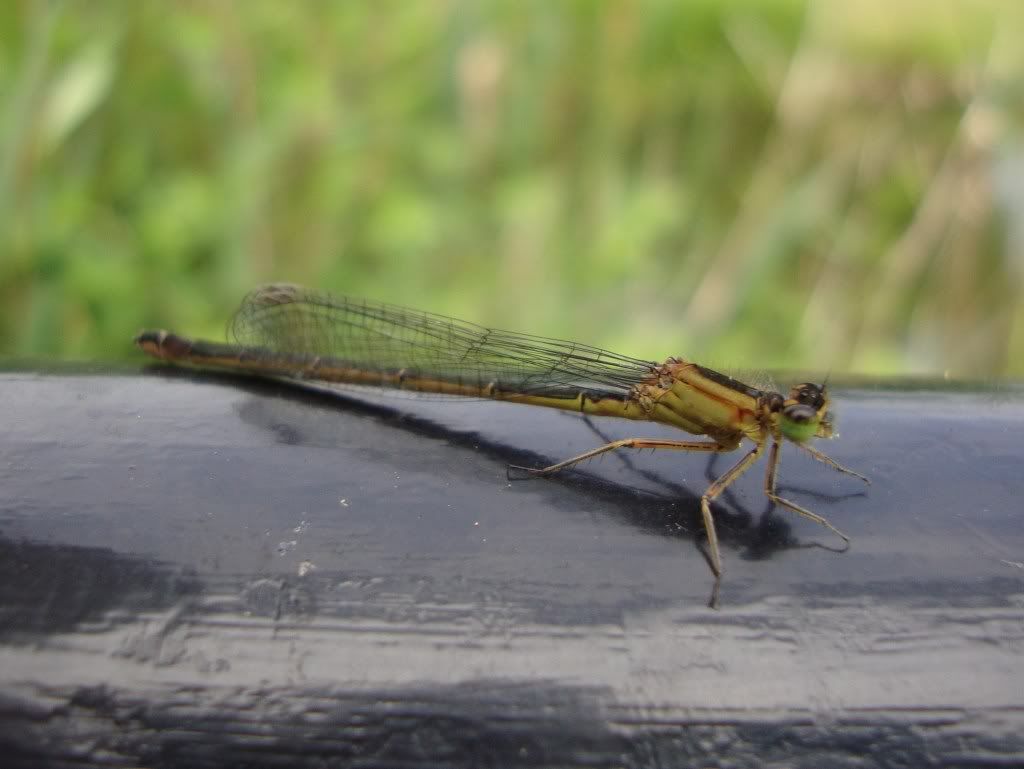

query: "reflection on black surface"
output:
8 673 1019 769
0 534 202 641
140 365 852 593
2 367 1023 768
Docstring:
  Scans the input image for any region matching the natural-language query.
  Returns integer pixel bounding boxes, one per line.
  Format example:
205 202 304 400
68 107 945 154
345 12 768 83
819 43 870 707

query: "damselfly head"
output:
789 382 826 410
779 382 833 442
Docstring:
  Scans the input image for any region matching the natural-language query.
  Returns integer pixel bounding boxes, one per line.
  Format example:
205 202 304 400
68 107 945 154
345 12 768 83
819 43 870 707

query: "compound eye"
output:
791 383 825 410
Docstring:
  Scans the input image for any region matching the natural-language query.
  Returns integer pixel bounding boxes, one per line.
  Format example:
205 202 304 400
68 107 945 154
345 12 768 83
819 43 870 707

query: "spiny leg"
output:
763 440 850 545
579 415 643 474
765 440 781 494
508 438 729 478
798 444 871 485
511 437 756 578
576 416 712 499
700 441 764 577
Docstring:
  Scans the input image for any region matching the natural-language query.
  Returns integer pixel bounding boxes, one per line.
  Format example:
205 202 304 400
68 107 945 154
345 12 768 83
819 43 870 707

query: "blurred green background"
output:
2 0 1022 376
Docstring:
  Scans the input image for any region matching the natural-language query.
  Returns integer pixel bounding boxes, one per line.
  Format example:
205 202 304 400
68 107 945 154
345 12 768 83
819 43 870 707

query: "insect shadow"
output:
138 364 853 608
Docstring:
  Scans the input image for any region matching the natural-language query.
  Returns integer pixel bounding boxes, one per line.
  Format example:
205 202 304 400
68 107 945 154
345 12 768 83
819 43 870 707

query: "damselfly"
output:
136 283 869 576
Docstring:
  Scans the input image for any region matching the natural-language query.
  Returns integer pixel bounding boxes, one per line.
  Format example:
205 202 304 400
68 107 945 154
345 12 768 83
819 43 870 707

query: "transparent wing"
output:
229 284 657 398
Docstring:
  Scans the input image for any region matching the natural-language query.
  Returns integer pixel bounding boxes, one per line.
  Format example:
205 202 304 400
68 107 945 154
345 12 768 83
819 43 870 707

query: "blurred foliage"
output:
1 0 1022 375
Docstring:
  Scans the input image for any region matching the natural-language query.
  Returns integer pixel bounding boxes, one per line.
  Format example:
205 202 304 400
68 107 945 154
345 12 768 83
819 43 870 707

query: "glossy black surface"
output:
1 366 1022 767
